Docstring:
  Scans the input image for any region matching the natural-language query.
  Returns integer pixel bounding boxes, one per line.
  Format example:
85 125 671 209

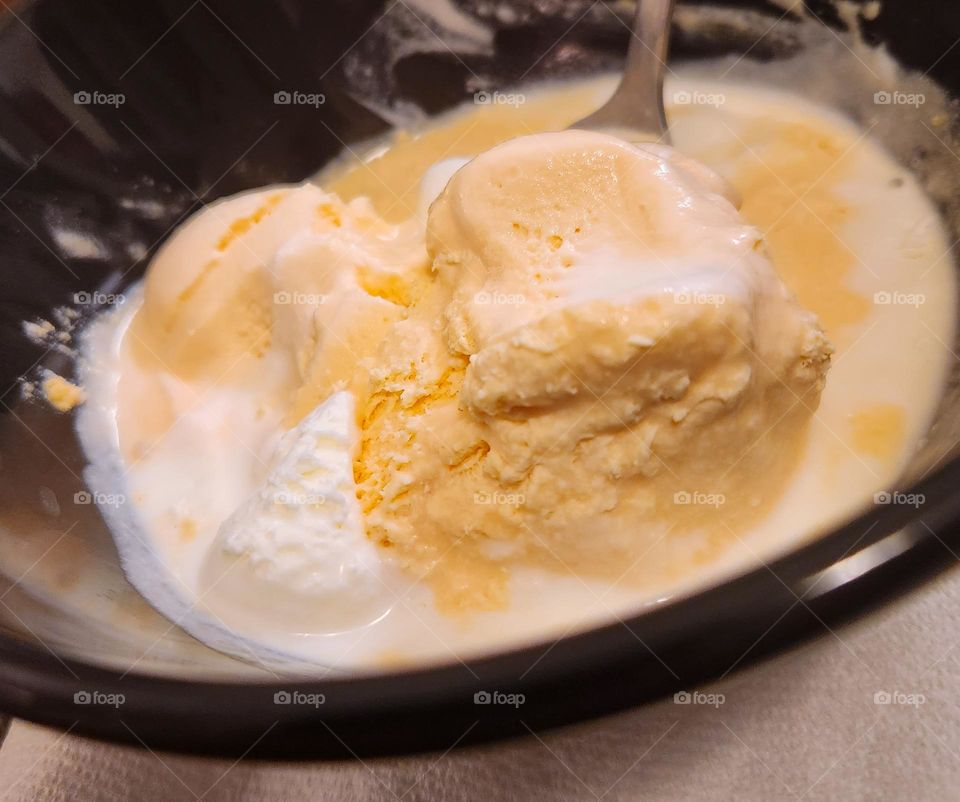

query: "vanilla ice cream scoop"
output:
356 130 832 609
199 391 390 635
129 182 425 385
427 132 828 425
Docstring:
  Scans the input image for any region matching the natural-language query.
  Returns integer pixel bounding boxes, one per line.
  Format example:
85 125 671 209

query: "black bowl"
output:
1 0 959 759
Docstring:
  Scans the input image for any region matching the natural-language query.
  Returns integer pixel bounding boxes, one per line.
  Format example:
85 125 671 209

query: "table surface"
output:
0 565 958 802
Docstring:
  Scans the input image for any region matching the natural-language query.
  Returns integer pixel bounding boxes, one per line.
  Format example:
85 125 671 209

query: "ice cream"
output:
113 130 835 618
199 391 389 635
351 131 832 611
71 75 954 669
133 130 832 615
128 184 419 385
113 128 835 619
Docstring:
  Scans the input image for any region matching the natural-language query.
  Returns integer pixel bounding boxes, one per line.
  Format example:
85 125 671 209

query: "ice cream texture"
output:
199 390 389 634
130 128 831 615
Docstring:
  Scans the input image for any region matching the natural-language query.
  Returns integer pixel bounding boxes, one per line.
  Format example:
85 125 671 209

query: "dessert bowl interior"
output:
0 0 959 757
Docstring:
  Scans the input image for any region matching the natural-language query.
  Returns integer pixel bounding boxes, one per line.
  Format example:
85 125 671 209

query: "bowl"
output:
1 0 959 758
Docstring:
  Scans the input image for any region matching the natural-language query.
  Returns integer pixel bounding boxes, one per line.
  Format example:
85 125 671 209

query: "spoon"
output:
572 0 676 143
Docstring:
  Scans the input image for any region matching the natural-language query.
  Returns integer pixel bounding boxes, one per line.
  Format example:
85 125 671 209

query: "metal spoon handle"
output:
573 0 675 142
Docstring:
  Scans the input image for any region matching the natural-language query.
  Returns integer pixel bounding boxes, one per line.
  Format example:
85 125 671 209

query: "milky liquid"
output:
77 76 956 673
